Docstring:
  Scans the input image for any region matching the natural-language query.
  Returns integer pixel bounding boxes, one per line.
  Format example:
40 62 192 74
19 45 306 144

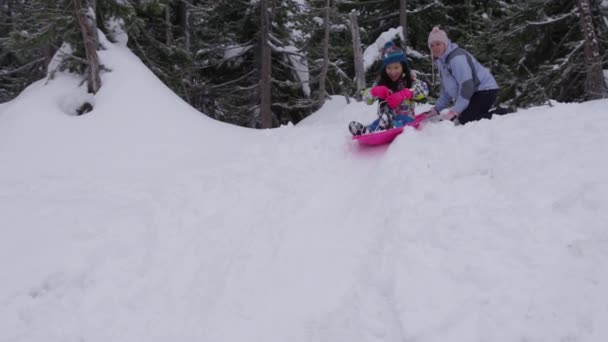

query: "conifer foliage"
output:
1 0 607 123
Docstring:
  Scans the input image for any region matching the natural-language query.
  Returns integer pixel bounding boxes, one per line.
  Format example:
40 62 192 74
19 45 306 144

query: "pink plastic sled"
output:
352 113 428 146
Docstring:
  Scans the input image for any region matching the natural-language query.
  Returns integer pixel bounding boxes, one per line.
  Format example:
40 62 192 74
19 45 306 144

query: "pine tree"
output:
0 0 120 101
96 0 137 45
485 0 607 107
186 0 260 126
123 0 194 104
190 0 314 127
265 0 316 124
306 0 357 100
3 0 606 121
1 0 73 102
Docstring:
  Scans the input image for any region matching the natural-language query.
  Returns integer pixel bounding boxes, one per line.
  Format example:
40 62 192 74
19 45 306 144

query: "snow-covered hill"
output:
1 36 607 342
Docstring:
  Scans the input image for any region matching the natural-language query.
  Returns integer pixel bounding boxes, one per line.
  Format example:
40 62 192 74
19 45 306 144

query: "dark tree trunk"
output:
165 5 173 46
0 0 11 36
318 0 330 104
259 0 272 128
179 0 190 51
400 0 407 49
578 0 607 99
73 0 101 94
349 11 365 101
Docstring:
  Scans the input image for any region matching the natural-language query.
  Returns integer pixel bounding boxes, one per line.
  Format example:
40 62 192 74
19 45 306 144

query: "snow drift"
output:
1 35 608 342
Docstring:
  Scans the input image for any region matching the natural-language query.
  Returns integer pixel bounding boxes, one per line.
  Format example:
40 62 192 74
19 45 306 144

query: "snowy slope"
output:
1 37 608 342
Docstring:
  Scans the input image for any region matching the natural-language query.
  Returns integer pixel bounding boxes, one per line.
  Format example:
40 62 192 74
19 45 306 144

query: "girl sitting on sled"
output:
349 42 429 135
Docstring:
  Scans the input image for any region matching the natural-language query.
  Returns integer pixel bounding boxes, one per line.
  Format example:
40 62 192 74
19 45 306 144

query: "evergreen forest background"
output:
1 0 607 128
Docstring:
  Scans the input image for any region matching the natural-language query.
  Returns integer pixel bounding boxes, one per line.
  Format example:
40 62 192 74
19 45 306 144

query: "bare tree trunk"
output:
466 0 473 35
400 0 407 49
259 0 272 128
0 0 12 36
318 0 330 104
180 0 190 52
73 0 101 94
165 5 173 45
0 0 5 36
578 0 607 99
349 10 365 101
43 44 55 73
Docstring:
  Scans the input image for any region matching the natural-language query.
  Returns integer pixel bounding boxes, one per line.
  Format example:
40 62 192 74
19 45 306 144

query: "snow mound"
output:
1 35 608 342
